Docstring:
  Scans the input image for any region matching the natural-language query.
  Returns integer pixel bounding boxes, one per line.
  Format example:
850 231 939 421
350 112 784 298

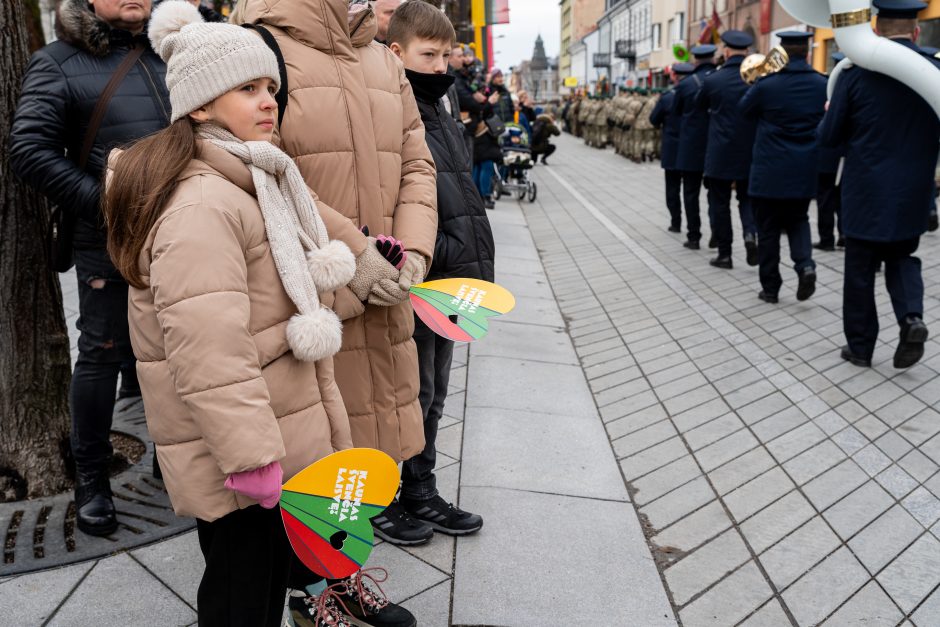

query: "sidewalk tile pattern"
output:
520 134 940 625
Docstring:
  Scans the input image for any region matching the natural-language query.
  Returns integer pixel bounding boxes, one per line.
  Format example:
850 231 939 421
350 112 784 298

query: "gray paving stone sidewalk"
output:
13 131 940 625
1 184 673 625
524 133 940 626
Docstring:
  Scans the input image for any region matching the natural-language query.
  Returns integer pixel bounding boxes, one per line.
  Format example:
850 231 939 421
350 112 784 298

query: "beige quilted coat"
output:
242 0 438 461
129 141 353 522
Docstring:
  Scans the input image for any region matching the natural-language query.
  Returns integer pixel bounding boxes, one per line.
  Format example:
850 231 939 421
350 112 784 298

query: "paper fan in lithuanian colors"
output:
410 278 516 342
280 448 399 579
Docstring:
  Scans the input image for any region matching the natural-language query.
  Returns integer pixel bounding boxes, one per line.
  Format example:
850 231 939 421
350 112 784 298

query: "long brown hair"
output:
104 118 197 289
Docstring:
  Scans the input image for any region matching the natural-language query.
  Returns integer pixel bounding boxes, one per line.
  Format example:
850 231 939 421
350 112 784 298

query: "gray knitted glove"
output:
397 254 427 291
367 279 410 307
348 239 399 302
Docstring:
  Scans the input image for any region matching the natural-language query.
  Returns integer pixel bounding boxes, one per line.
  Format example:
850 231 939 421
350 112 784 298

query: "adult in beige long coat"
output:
129 142 354 522
242 0 437 463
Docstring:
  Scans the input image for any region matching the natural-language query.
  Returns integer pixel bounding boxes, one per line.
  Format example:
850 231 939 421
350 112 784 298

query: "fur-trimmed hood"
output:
55 0 144 56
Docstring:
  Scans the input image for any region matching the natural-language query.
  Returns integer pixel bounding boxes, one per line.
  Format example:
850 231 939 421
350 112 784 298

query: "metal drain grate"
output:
0 398 194 576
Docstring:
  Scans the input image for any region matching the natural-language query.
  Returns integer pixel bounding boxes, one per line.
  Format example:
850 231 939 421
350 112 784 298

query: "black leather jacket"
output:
9 0 171 249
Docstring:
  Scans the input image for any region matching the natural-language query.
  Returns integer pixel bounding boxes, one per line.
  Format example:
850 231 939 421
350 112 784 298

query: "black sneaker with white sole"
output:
370 501 433 546
400 495 483 536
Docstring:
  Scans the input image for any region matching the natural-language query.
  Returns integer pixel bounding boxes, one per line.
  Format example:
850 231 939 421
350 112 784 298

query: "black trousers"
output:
196 505 322 627
532 143 557 162
817 172 843 246
681 170 703 242
401 317 454 501
664 170 682 230
753 197 815 295
707 178 756 257
843 237 923 359
71 248 138 474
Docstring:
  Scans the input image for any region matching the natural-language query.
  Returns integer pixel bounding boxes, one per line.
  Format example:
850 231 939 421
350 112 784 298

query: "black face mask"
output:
405 69 455 102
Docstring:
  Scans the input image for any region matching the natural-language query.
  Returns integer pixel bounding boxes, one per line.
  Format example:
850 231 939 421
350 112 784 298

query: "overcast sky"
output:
489 0 561 72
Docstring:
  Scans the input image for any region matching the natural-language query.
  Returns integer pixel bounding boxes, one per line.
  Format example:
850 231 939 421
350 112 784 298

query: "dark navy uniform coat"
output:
650 88 680 170
817 143 843 175
818 39 940 241
673 62 716 172
697 55 757 180
740 59 827 199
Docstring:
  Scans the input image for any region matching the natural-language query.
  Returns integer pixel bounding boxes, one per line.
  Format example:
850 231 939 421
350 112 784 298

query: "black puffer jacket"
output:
9 0 170 250
407 70 495 283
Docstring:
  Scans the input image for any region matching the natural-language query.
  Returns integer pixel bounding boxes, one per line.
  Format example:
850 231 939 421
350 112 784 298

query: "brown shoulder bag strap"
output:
78 42 146 170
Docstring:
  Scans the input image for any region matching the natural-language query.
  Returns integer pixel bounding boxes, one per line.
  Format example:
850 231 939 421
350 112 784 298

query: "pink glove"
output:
375 235 408 270
224 460 283 509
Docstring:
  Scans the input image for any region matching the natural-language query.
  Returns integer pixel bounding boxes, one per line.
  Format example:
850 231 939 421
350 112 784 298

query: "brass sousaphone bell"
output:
740 46 790 84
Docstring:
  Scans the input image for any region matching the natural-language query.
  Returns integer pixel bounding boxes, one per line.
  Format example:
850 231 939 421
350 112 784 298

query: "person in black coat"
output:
530 113 560 164
740 31 826 305
815 52 847 252
388 2 494 539
698 30 759 269
673 45 718 249
819 0 940 369
488 68 515 123
9 0 170 537
651 63 693 233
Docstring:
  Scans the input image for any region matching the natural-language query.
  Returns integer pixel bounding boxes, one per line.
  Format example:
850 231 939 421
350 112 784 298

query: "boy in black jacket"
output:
373 1 495 546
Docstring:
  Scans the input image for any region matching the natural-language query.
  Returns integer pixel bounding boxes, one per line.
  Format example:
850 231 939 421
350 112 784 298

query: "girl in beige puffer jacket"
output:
102 4 407 626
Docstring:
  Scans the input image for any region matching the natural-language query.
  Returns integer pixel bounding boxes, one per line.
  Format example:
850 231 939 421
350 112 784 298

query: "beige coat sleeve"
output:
149 203 286 475
392 63 438 263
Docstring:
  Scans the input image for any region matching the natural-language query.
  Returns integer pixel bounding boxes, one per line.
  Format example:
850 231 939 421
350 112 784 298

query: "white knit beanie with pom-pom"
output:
148 0 281 123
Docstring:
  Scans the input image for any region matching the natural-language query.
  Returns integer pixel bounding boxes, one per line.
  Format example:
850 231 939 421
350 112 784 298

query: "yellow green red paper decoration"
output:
280 448 399 579
410 278 516 342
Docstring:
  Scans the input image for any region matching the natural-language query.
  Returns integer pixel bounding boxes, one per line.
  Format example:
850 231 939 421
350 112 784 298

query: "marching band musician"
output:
673 44 718 250
697 30 760 269
650 63 695 234
740 31 826 305
819 0 940 369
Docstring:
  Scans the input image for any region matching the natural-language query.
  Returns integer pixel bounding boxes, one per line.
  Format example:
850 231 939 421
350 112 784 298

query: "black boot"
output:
74 471 117 537
796 268 817 301
894 316 929 369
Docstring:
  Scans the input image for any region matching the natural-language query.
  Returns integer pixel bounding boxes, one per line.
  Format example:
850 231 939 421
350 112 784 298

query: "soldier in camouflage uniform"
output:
623 90 644 160
635 91 659 162
610 91 629 156
577 97 591 143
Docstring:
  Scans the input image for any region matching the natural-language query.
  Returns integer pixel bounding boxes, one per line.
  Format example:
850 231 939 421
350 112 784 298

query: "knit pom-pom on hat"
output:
148 0 203 62
286 308 343 362
307 240 356 293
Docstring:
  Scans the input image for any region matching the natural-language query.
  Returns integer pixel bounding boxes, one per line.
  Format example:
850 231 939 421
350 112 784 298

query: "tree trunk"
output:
23 0 45 53
0 0 72 499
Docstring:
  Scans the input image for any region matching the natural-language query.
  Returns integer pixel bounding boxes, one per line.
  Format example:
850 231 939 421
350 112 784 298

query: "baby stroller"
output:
492 123 537 203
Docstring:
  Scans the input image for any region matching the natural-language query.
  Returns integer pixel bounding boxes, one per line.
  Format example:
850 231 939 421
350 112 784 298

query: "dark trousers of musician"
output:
665 170 682 230
843 237 923 359
754 197 815 295
681 170 703 243
707 177 756 258
817 172 843 247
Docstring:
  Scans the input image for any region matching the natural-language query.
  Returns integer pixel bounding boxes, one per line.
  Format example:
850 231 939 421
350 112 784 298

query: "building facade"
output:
649 0 687 85
559 0 605 93
598 0 653 89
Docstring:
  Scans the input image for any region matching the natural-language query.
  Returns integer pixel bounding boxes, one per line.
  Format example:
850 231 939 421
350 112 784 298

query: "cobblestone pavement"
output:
526 134 940 626
9 132 940 625
3 181 672 626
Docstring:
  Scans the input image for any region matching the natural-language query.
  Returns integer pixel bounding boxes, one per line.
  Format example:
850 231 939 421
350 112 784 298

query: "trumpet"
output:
740 46 790 84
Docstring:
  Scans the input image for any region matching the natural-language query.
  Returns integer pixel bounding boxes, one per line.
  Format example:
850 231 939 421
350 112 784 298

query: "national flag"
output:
697 3 723 45
487 0 510 25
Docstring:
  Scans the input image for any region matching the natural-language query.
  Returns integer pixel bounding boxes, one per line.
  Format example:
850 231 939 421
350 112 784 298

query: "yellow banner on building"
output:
564 76 579 87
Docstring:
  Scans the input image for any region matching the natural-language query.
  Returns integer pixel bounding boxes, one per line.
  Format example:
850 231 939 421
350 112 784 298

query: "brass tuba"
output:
740 46 790 84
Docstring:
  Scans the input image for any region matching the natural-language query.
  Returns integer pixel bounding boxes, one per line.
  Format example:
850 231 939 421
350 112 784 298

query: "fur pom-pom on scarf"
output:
197 124 355 362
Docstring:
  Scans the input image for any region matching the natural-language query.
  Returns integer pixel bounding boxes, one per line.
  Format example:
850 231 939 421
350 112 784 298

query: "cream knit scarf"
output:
197 124 353 362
